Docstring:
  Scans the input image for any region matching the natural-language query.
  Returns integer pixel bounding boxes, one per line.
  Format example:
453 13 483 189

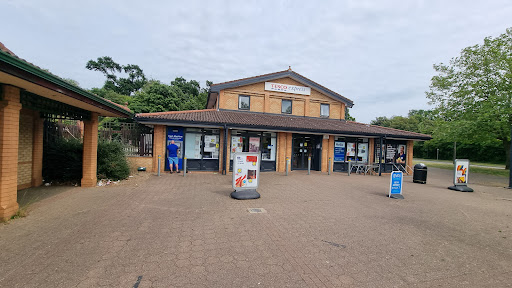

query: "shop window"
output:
238 95 250 110
335 137 369 163
375 142 407 164
230 130 276 161
320 103 330 117
184 129 220 160
281 100 292 114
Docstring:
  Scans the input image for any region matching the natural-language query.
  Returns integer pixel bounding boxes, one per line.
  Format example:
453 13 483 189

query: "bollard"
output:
348 161 351 176
183 157 187 177
328 157 331 175
158 155 161 177
308 156 311 175
286 157 289 176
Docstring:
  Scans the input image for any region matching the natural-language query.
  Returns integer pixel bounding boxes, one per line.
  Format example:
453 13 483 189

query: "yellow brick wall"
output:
250 95 264 112
218 77 347 119
292 100 305 116
269 97 281 114
127 156 153 173
309 102 320 117
17 110 33 188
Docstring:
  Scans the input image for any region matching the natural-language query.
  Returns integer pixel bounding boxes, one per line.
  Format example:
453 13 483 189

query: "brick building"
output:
136 69 431 175
0 43 132 219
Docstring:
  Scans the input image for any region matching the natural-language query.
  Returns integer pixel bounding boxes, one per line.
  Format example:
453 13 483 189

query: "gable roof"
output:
209 69 354 107
136 109 431 140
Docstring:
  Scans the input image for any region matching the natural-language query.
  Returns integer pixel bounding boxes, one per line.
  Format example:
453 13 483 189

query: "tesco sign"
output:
265 82 311 95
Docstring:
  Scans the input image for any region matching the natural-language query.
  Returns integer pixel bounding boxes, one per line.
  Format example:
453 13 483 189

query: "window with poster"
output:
230 130 276 171
334 137 368 163
183 128 220 171
374 140 407 164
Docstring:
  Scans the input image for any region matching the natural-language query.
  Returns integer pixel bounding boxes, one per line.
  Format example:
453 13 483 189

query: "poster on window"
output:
334 141 346 162
249 137 260 152
232 152 260 191
357 143 368 163
386 144 396 162
204 135 218 152
346 143 356 157
394 144 406 163
231 137 243 154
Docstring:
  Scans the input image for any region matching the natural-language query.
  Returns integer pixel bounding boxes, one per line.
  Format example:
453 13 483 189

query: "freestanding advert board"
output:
448 159 474 192
231 152 261 199
389 171 404 199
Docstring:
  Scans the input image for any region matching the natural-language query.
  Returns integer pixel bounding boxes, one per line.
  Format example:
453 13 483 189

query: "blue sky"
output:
3 0 511 123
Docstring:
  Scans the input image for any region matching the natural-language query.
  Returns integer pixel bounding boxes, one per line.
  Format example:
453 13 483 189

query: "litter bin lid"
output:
414 163 427 169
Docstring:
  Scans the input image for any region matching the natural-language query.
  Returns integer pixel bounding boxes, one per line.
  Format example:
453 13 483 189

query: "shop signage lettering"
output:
265 82 311 95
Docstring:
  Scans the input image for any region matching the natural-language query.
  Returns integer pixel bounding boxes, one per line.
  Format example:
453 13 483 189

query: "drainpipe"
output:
223 124 228 175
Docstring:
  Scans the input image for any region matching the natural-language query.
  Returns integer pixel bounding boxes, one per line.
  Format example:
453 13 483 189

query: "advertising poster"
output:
357 143 368 163
204 135 217 152
395 144 406 163
232 153 260 191
231 137 243 154
386 144 396 162
389 171 403 196
454 159 469 185
249 137 260 152
346 143 356 156
334 141 346 162
166 127 184 170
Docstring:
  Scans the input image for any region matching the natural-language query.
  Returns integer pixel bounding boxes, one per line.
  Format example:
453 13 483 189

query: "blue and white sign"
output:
389 171 403 196
334 141 346 162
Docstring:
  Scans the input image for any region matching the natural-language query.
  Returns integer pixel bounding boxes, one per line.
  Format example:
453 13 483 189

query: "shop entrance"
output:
292 134 322 170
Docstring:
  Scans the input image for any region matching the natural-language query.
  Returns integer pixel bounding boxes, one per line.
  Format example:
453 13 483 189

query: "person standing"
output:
167 140 180 174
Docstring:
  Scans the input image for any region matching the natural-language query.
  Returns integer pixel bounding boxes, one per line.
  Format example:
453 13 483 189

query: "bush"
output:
43 138 83 183
97 140 130 180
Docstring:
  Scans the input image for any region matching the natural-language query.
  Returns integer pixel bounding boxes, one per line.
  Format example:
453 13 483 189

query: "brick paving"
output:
0 168 511 287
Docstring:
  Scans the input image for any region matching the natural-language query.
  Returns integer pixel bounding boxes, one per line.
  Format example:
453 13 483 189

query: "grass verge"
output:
413 161 509 177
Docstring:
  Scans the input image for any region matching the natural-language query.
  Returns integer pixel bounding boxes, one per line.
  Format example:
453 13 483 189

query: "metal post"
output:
379 137 383 176
328 157 331 175
286 157 289 176
308 156 311 175
348 161 351 176
222 125 228 175
183 157 187 177
157 155 161 177
453 141 457 163
437 148 439 160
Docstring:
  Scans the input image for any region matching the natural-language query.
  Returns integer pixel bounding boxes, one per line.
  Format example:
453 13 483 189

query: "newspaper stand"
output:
231 152 261 200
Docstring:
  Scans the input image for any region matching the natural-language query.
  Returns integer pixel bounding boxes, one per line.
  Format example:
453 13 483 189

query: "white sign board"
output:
265 82 311 95
454 159 470 186
232 152 260 191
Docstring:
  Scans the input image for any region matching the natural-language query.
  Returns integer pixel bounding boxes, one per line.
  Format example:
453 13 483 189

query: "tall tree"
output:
426 28 512 167
86 56 147 96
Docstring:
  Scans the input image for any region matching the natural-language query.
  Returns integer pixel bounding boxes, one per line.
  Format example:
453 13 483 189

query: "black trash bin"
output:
413 163 427 184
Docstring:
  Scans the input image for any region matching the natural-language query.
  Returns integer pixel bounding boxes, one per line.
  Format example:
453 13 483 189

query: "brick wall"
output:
218 77 347 120
127 156 153 173
17 110 33 189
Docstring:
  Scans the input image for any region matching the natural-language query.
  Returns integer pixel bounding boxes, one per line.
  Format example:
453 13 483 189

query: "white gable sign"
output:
265 82 311 95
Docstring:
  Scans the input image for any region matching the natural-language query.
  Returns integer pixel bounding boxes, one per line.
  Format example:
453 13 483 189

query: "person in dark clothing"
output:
167 140 180 174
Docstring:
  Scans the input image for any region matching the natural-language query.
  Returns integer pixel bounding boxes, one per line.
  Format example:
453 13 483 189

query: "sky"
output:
3 0 511 123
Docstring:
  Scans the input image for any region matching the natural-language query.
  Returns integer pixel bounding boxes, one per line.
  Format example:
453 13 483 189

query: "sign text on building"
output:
265 82 311 95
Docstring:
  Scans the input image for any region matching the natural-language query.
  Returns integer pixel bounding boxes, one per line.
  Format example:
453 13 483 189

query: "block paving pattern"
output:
0 169 511 287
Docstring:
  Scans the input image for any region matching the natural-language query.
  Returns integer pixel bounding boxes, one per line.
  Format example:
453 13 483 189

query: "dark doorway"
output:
292 134 322 170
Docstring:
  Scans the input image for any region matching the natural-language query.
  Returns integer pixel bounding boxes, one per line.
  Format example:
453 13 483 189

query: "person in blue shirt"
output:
167 140 180 174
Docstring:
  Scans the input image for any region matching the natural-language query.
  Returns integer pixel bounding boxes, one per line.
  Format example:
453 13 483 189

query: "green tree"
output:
426 28 512 167
345 107 355 121
86 56 147 96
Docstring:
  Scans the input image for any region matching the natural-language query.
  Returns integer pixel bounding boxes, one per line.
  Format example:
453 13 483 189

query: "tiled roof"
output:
209 69 354 107
0 42 132 116
136 109 431 140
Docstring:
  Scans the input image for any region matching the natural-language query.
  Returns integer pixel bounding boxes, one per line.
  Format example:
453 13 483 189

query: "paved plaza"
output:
0 168 511 287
